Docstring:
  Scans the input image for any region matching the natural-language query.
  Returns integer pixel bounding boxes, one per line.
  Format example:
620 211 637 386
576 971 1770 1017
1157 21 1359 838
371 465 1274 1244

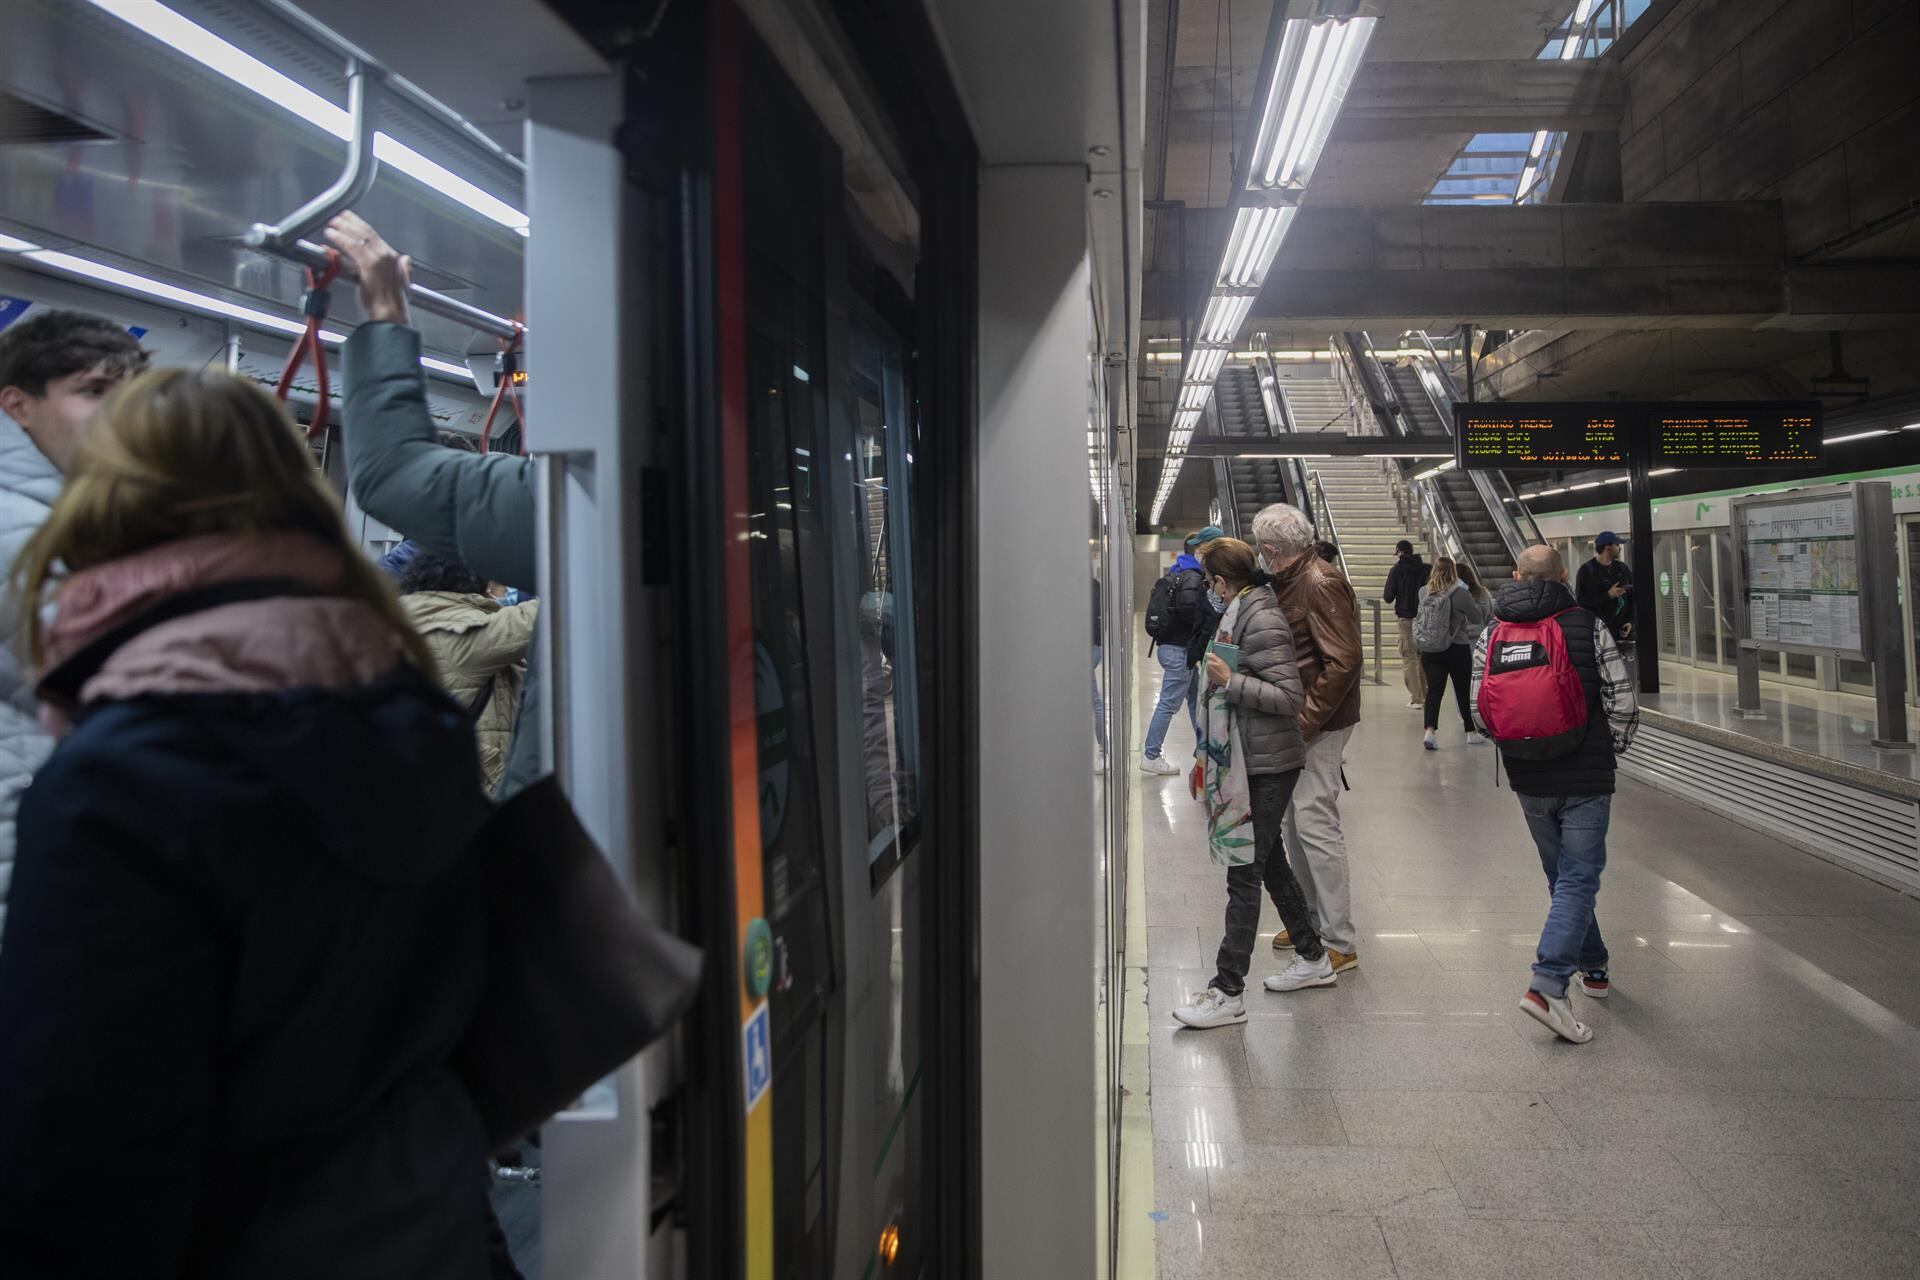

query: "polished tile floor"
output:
1640 662 1920 783
1132 651 1920 1280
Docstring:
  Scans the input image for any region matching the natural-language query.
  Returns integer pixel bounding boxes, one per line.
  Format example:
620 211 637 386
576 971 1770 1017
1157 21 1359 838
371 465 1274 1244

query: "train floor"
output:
1129 649 1920 1279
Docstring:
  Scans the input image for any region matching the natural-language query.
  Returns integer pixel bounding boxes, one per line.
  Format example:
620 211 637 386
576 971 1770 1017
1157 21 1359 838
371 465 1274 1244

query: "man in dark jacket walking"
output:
1382 539 1428 707
1471 545 1638 1046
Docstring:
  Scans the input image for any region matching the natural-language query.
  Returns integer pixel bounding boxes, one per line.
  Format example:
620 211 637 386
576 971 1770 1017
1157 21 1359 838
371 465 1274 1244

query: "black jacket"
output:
0 667 494 1279
1575 556 1633 639
1486 578 1616 797
1383 555 1428 619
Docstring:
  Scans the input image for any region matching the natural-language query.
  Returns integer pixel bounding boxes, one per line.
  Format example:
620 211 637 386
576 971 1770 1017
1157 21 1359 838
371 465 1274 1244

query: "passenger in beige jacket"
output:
396 549 537 797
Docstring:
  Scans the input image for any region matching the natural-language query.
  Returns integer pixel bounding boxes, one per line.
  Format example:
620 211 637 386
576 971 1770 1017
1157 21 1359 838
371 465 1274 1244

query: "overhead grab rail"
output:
243 58 524 344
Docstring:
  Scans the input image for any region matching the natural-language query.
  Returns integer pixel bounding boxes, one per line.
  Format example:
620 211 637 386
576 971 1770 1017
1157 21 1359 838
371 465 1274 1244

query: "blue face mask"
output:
499 588 521 607
1205 587 1227 614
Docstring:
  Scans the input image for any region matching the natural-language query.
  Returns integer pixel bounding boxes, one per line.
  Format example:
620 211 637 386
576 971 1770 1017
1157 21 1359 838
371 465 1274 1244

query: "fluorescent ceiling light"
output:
1361 450 1452 458
86 0 529 233
1248 16 1377 192
1824 429 1888 444
1647 467 1679 476
1569 480 1604 490
1198 294 1255 346
1186 347 1228 385
0 234 43 252
0 240 471 381
1535 487 1568 496
1413 460 1456 481
1178 383 1213 413
1217 206 1298 288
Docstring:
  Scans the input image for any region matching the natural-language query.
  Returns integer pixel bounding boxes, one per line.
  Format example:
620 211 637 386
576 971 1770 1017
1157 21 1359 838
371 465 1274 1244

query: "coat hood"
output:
1494 576 1578 622
1173 552 1202 574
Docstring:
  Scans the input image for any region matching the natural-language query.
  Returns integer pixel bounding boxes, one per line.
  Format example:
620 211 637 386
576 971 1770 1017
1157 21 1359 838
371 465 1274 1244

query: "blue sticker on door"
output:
742 1000 772 1114
0 297 31 334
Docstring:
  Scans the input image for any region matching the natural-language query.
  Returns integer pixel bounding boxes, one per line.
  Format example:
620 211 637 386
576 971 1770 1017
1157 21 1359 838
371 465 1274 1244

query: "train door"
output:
682 7 966 1274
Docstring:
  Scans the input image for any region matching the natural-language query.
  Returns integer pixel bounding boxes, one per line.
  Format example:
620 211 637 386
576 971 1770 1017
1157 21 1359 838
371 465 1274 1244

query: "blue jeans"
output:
1092 644 1108 753
1144 644 1199 759
1518 792 1611 998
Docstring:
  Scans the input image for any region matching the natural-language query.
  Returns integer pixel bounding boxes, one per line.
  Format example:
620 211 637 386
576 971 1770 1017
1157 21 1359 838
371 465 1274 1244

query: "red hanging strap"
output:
273 249 344 441
479 323 527 455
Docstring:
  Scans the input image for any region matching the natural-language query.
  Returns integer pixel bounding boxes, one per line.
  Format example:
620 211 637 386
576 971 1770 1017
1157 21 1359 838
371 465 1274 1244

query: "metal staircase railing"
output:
1406 330 1544 553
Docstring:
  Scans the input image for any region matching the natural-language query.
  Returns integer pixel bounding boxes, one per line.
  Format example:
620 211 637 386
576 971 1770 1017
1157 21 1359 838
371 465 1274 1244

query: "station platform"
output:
1124 647 1920 1280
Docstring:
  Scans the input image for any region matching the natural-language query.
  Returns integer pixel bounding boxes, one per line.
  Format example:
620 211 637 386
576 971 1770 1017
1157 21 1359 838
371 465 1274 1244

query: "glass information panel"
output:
1736 491 1866 658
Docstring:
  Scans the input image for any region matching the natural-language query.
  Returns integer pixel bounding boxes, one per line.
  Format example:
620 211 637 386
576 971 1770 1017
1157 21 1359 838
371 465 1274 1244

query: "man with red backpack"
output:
1470 545 1638 1045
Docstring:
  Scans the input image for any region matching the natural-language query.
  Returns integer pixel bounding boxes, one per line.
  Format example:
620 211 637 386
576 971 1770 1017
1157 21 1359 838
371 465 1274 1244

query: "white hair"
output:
1251 503 1314 557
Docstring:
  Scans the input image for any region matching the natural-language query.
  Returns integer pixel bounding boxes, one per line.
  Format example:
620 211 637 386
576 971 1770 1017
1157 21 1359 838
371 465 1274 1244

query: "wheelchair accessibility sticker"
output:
743 1000 772 1114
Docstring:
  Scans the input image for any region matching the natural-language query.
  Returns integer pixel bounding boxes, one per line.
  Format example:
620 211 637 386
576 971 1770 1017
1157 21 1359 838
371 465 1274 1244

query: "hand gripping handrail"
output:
241 59 524 343
246 61 384 255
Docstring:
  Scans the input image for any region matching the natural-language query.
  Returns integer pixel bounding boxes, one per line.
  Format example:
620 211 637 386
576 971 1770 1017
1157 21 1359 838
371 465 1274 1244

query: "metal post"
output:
1627 439 1660 694
221 321 241 373
1734 642 1765 718
1370 598 1383 685
1860 482 1914 748
1462 322 1474 404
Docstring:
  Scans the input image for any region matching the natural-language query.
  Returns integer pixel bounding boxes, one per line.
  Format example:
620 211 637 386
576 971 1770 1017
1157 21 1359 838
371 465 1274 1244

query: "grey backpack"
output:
1412 587 1454 653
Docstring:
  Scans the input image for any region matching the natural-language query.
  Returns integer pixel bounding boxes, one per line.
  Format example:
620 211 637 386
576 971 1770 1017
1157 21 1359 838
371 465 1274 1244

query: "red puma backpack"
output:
1476 608 1589 760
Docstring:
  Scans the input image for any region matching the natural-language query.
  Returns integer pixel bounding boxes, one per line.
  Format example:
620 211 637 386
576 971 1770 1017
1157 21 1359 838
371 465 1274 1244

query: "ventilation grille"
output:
1620 723 1920 891
0 91 113 146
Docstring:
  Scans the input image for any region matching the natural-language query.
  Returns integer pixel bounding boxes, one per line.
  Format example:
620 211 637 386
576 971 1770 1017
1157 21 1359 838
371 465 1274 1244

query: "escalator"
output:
1213 363 1293 534
1379 360 1511 579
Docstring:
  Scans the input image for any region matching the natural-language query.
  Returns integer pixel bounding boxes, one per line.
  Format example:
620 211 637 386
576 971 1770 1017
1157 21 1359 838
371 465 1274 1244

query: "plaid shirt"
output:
1470 619 1639 754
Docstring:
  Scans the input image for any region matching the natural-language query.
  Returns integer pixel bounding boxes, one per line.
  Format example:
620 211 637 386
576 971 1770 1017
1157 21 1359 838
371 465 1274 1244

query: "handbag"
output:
452 776 703 1147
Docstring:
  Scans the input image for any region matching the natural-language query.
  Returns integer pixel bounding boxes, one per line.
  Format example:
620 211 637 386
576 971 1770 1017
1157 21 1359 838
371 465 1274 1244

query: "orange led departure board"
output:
1454 403 1627 468
1651 403 1823 467
1454 401 1826 471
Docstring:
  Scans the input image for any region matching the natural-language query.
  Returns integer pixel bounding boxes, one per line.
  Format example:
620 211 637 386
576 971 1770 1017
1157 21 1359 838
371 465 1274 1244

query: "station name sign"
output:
1454 401 1824 471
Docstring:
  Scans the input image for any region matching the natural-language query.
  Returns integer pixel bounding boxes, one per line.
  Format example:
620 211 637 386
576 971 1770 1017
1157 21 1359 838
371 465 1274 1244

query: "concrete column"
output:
976 162 1096 1277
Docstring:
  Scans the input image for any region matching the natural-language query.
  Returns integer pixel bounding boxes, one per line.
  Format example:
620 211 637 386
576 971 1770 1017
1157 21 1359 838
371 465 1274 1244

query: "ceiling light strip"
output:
86 0 529 233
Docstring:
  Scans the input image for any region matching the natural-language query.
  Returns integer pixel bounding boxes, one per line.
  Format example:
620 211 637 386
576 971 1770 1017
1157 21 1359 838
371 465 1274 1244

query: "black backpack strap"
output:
38 577 327 707
468 673 498 722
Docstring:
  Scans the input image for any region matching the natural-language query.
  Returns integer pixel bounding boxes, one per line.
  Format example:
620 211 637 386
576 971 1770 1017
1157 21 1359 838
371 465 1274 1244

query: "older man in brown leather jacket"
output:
1251 502 1365 971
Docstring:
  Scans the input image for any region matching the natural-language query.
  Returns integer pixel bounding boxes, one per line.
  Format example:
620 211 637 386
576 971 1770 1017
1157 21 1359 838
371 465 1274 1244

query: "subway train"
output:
0 0 1139 1276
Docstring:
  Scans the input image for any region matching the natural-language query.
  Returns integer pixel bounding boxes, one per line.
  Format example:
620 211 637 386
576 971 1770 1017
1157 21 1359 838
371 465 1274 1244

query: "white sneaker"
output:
1520 989 1593 1043
1422 728 1437 751
1172 986 1246 1028
1140 754 1180 776
1406 698 1424 709
1264 952 1337 991
1465 730 1488 745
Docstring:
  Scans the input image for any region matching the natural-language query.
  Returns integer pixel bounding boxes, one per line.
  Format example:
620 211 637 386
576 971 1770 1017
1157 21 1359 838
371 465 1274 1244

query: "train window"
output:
849 301 921 875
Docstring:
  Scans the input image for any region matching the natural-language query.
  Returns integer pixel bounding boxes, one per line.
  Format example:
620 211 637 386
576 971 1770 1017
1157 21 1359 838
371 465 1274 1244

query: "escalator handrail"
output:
1250 347 1312 527
1302 470 1353 585
1336 335 1480 578
1405 332 1546 552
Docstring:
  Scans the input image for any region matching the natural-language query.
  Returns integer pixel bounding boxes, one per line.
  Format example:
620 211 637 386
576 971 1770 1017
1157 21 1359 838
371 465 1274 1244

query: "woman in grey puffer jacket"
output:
1172 538 1338 1033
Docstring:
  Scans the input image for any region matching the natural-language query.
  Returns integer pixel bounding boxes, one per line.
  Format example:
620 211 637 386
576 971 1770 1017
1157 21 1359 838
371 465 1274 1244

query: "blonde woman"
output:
0 369 496 1276
1457 561 1495 642
1413 555 1484 749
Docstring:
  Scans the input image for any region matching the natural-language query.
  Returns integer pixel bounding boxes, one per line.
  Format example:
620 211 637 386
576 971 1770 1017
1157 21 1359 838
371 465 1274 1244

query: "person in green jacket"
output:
325 211 542 800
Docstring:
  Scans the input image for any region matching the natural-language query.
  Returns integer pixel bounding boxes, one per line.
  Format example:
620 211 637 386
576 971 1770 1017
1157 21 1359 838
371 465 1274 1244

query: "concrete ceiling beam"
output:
1336 57 1626 140
1141 202 1920 330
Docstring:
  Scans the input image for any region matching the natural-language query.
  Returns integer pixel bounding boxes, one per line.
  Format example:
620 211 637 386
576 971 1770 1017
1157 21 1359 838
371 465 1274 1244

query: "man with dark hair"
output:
0 309 148 945
1382 538 1428 708
1575 530 1634 646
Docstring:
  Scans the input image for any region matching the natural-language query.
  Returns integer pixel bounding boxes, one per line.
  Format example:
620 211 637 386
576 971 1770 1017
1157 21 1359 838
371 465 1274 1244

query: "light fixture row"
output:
1152 12 1377 523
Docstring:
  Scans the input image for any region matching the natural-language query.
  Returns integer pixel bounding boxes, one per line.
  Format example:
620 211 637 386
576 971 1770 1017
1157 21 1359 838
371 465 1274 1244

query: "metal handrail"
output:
241 58 524 343
1252 344 1312 524
247 61 384 254
1303 470 1353 585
